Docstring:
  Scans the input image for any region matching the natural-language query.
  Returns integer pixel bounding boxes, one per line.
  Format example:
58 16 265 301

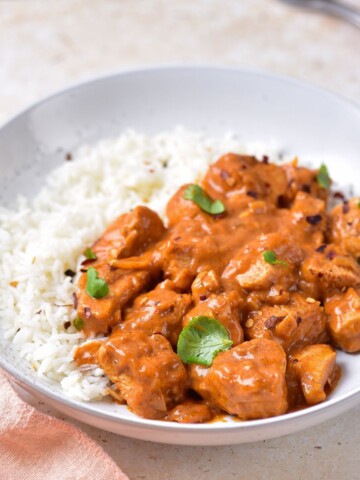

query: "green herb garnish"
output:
84 247 97 260
177 316 233 367
183 184 225 215
86 267 109 299
316 164 331 190
74 317 84 330
263 250 288 267
357 199 360 209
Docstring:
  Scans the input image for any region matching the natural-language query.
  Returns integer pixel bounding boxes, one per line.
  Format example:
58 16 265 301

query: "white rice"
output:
0 128 287 401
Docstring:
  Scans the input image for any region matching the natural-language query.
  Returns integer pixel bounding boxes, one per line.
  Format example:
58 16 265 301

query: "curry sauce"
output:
74 153 360 422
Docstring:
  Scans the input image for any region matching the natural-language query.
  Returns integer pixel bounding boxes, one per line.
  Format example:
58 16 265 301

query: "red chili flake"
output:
84 307 91 318
306 214 322 225
265 315 285 329
262 155 269 164
342 202 350 214
318 272 324 278
81 258 96 267
220 170 230 180
72 292 78 310
213 212 227 220
333 191 345 200
199 295 207 302
247 191 258 199
65 152 72 161
296 317 302 325
326 250 336 261
277 195 287 208
302 184 311 193
63 321 71 329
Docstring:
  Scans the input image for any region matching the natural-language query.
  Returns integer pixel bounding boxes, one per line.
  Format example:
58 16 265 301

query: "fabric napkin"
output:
0 370 129 480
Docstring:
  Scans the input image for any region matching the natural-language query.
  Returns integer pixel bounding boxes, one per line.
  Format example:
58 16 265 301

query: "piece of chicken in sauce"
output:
74 153 360 423
190 339 288 420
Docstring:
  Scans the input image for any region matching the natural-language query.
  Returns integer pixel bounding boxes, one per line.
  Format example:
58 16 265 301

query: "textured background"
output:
1 1 360 479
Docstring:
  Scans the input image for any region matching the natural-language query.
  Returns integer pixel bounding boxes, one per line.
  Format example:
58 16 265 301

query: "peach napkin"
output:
0 370 128 480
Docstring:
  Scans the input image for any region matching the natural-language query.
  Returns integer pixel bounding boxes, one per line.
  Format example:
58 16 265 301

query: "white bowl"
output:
1 67 359 446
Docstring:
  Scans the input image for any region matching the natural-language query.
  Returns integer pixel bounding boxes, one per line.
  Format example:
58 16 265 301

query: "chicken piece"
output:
168 402 213 423
77 264 152 336
184 271 244 345
324 288 360 353
92 206 166 261
289 191 326 247
328 197 360 259
97 330 187 419
190 270 221 302
222 232 303 292
202 153 288 207
159 217 220 290
282 162 329 205
74 340 103 366
286 344 338 406
300 245 360 299
190 339 287 420
120 283 192 347
244 293 327 353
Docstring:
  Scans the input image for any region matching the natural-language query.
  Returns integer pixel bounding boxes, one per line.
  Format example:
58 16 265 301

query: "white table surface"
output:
1 1 360 479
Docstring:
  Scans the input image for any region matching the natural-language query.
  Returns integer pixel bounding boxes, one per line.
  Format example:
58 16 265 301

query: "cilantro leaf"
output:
316 164 331 190
263 250 288 267
183 184 225 215
73 317 84 330
84 247 97 260
177 316 233 367
86 267 109 299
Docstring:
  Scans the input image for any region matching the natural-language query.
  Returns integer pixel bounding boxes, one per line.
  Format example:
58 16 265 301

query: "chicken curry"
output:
73 153 360 422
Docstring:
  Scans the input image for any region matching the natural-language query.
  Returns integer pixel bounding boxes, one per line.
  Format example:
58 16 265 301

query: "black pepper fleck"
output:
247 191 258 199
326 250 336 261
64 269 76 279
306 214 322 225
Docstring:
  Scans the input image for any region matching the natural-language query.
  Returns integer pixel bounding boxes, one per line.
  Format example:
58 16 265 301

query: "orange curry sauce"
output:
73 154 360 423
